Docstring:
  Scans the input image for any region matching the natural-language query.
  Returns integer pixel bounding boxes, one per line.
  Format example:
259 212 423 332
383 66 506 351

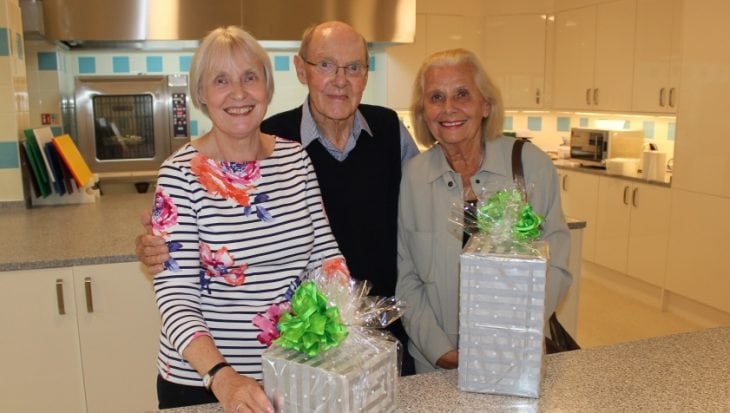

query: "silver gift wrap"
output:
458 236 548 398
262 333 398 413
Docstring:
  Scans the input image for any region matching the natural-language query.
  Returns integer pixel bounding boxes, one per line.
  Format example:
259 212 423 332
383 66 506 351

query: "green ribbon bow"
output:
476 188 543 242
274 281 349 357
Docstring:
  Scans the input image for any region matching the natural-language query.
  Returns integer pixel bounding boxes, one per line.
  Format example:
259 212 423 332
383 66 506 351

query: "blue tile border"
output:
274 55 289 71
38 52 58 71
643 120 655 139
190 120 198 137
503 116 513 131
668 123 676 141
0 142 19 169
369 56 376 72
78 56 96 74
579 118 589 127
0 28 9 57
557 117 571 132
146 56 163 73
179 56 192 72
113 56 130 73
527 116 542 131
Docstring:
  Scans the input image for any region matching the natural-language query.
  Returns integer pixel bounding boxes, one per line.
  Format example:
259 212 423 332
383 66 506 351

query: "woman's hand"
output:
135 210 170 274
435 349 459 369
211 367 274 413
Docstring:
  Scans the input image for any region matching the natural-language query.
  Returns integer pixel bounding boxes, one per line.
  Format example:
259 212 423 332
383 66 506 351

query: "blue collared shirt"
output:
299 97 420 165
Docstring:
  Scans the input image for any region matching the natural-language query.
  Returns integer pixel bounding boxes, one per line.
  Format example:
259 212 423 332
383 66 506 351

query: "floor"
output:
575 264 704 348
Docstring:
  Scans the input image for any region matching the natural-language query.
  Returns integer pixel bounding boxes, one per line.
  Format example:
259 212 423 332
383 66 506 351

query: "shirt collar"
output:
299 96 373 148
426 137 511 183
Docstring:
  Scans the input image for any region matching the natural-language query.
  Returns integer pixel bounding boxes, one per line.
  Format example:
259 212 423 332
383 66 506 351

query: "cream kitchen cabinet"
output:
482 13 550 109
0 262 160 413
0 267 87 413
557 168 599 262
553 0 636 111
386 14 427 110
594 176 671 287
631 0 682 113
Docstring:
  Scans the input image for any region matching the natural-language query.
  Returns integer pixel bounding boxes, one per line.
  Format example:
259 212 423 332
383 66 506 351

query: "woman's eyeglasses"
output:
302 59 369 77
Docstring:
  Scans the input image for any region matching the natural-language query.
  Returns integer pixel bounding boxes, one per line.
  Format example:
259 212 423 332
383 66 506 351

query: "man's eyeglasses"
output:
302 58 369 77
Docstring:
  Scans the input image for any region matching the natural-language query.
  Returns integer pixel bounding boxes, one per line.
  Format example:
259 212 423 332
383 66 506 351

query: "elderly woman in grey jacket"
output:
396 48 571 373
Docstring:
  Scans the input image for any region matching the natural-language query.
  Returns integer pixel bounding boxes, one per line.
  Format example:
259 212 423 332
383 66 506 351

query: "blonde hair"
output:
410 48 504 148
189 26 274 116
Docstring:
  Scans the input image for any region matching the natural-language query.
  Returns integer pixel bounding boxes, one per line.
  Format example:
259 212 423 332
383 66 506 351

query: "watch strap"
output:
203 361 231 391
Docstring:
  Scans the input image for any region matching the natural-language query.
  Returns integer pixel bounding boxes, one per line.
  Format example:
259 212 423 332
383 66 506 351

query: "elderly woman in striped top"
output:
150 26 346 413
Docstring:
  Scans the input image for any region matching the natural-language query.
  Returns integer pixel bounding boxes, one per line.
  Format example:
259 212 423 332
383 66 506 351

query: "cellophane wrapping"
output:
458 235 548 398
261 264 400 412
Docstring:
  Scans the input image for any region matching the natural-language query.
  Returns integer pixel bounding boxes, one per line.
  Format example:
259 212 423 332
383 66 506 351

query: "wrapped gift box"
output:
458 236 548 398
262 334 398 412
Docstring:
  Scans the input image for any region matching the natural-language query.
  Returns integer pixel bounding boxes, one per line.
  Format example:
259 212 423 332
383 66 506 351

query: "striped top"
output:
152 138 343 386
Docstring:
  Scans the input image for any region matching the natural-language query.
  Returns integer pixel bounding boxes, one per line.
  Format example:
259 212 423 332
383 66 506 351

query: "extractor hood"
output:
23 0 415 50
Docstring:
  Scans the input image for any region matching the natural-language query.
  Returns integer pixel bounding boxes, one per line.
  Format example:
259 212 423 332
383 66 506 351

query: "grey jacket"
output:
396 136 571 373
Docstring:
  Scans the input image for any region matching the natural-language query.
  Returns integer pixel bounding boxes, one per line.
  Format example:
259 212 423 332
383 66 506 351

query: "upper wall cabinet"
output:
553 0 637 111
482 14 551 109
631 0 682 113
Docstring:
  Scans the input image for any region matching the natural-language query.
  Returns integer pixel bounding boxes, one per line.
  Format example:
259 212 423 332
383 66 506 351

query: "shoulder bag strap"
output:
511 139 526 191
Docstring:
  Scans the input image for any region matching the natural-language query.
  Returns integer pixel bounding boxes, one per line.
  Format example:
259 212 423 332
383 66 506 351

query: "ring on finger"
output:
236 403 242 413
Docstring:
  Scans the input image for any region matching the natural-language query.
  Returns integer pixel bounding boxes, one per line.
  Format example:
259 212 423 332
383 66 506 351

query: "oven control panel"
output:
172 92 188 138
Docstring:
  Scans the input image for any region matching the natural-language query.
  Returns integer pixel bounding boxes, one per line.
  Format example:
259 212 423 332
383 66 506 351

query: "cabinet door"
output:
559 169 599 262
482 14 548 109
0 268 86 413
672 0 730 198
73 262 160 413
553 6 596 110
593 0 636 111
594 176 631 272
626 183 671 287
631 0 682 113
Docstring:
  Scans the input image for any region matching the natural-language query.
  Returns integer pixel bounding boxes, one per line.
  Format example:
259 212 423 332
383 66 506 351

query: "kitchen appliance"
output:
569 128 644 168
74 75 190 174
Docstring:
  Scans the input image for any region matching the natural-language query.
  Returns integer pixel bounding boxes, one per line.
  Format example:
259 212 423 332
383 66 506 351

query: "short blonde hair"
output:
189 26 274 117
410 48 504 149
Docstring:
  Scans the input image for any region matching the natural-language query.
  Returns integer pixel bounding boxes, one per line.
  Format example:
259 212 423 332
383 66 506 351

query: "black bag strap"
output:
511 139 527 193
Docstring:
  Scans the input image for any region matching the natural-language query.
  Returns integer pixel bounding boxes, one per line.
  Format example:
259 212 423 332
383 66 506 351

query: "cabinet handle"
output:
585 88 591 105
669 87 676 108
659 87 666 107
593 88 599 105
55 279 66 315
84 277 94 313
632 187 639 207
562 174 567 191
536 88 541 105
623 186 630 205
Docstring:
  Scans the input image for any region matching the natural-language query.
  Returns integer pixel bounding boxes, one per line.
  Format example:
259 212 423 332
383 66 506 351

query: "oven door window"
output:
92 94 156 160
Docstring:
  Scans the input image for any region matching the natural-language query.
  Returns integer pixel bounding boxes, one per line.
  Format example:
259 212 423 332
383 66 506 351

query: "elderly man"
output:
136 21 419 375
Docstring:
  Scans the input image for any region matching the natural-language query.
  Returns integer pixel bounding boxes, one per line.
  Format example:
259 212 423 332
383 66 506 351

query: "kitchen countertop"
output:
0 192 586 272
554 160 672 187
0 192 154 271
149 326 730 413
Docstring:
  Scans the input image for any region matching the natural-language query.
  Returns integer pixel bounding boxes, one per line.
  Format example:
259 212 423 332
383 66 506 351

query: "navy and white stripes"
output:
153 137 343 386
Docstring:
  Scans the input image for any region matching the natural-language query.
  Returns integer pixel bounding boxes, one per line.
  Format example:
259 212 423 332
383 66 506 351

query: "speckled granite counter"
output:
149 327 729 413
0 191 585 272
0 192 154 271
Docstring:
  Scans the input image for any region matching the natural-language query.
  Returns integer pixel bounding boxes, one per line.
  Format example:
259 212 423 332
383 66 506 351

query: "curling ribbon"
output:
274 281 348 357
476 188 543 242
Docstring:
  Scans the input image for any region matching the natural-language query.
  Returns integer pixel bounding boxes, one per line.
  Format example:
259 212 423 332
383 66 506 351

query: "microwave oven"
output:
569 128 644 168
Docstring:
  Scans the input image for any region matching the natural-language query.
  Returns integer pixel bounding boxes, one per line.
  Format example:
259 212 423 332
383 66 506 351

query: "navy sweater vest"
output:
261 104 401 297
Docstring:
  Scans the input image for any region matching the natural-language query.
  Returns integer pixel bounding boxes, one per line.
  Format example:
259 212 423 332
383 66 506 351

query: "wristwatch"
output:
202 361 231 391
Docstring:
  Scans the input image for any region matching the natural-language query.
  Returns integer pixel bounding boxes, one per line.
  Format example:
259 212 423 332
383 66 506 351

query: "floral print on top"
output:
151 186 182 272
190 154 272 221
199 243 248 294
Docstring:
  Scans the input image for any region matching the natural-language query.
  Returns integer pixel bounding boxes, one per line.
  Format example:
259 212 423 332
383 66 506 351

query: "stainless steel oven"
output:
74 74 190 174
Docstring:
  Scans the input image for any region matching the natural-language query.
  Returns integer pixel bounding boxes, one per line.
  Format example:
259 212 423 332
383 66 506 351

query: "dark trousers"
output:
157 375 217 409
